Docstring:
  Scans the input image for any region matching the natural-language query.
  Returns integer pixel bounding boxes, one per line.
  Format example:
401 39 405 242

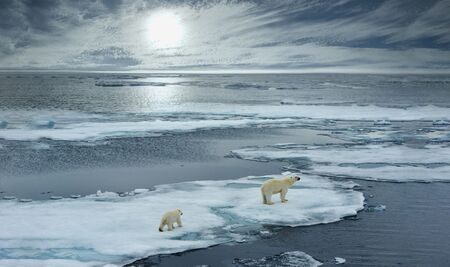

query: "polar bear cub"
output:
159 209 183 232
261 176 301 205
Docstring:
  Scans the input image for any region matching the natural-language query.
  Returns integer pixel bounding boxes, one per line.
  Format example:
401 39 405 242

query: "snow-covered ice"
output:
146 103 450 121
231 144 450 182
0 117 295 141
0 174 363 267
335 257 346 264
1 103 449 141
232 144 450 165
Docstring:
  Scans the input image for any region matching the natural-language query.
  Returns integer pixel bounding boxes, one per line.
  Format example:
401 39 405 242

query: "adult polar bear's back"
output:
260 176 300 205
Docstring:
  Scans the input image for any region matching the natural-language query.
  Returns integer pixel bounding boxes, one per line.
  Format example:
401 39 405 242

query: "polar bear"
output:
261 176 300 205
158 209 183 232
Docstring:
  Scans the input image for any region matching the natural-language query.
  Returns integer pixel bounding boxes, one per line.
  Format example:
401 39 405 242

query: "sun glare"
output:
147 11 184 48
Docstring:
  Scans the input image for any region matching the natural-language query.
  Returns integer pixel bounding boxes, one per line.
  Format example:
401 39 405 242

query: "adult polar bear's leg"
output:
261 187 268 204
280 187 288 203
261 180 276 205
264 189 274 205
177 217 183 227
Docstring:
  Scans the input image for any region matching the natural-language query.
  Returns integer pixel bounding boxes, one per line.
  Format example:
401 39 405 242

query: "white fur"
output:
260 176 300 205
158 209 183 232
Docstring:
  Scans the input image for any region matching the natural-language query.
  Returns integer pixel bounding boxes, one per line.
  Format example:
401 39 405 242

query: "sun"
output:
147 11 184 48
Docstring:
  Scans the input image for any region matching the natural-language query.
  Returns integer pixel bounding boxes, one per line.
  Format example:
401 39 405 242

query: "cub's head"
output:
177 209 183 216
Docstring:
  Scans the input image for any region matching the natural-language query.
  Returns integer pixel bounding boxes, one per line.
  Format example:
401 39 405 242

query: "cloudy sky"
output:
1 0 449 73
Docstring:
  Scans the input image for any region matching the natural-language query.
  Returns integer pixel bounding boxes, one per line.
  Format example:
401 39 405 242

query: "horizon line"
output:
1 68 450 75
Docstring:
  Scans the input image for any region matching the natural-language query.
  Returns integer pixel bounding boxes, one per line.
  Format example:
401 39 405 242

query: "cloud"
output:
0 0 449 72
67 46 141 68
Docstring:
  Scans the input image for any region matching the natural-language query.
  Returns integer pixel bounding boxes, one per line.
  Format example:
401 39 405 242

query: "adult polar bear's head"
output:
287 175 301 186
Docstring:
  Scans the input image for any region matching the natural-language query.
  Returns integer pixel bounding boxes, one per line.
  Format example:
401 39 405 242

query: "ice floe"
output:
0 174 363 267
148 103 450 121
334 257 346 264
95 81 166 87
365 205 386 212
373 120 391 126
232 144 450 165
0 118 295 141
233 251 322 267
30 120 55 129
0 103 450 141
231 144 450 182
432 120 449 126
1 103 448 141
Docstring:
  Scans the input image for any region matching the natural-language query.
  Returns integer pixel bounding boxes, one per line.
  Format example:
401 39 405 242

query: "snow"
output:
0 174 363 267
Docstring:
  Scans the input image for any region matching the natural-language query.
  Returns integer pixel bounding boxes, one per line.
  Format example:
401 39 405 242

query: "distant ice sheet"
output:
148 103 450 121
0 103 449 141
0 117 294 141
231 144 450 182
232 144 450 165
0 174 363 267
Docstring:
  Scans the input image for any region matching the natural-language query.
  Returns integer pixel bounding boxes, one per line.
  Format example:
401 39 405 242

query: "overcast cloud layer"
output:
1 0 449 73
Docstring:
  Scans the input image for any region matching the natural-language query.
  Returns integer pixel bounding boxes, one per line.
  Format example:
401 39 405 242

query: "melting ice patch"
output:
0 116 294 141
231 144 450 182
334 257 346 264
94 81 166 87
0 174 363 267
2 104 448 141
148 103 450 121
234 251 322 267
232 144 450 164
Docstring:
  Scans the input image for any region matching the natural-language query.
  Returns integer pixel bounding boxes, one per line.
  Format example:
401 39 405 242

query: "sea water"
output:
1 73 449 266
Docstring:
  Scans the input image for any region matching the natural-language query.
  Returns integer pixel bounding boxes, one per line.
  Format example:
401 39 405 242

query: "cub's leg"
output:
158 220 166 232
281 188 288 203
168 223 174 231
177 217 183 227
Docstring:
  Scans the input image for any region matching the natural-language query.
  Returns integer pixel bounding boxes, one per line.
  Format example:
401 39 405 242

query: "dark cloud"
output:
227 0 450 50
68 46 141 67
2 0 449 53
101 0 123 10
0 0 449 70
0 0 115 55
